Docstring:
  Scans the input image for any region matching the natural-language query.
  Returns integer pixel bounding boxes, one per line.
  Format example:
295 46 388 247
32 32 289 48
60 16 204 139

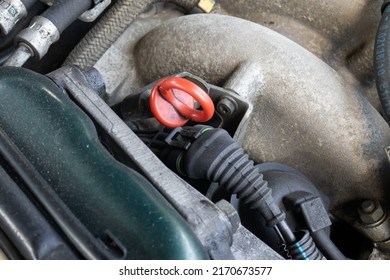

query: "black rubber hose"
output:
21 0 38 9
288 230 323 260
0 165 78 260
0 126 118 260
0 228 23 260
42 0 92 33
181 128 286 226
155 125 326 259
374 3 390 124
64 0 208 68
312 229 347 260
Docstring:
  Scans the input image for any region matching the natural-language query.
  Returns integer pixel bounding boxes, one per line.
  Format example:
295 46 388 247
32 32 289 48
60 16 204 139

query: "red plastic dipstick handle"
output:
150 77 215 128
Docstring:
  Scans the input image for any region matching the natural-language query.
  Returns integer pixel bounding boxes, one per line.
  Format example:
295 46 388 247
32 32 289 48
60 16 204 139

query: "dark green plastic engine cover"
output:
0 67 207 259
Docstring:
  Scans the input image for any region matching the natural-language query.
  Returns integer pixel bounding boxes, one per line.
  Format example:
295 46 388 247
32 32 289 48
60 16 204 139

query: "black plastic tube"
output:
160 126 301 247
0 165 77 259
181 128 287 227
42 0 92 33
0 228 23 260
374 3 390 124
0 126 117 260
312 229 347 260
21 0 38 9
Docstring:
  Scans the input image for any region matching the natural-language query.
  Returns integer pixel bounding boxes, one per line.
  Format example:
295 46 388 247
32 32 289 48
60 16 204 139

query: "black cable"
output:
276 220 297 244
312 229 347 260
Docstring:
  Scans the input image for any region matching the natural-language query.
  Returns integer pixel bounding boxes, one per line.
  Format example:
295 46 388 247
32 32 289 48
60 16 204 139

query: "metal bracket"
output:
39 0 111 22
79 0 111 22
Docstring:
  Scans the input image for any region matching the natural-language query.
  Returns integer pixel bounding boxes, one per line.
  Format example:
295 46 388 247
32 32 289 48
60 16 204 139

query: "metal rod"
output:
3 45 32 67
276 220 297 245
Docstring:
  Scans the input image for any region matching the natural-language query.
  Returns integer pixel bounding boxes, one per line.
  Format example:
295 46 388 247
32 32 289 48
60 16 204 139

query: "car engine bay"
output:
1 0 390 260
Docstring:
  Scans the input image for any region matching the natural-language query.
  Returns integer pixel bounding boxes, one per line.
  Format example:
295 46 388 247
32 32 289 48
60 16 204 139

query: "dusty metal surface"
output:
49 65 282 260
218 0 383 111
97 1 383 108
218 0 380 69
231 225 283 260
3 0 390 260
369 247 390 260
78 1 390 258
134 14 390 210
95 4 183 105
95 0 386 109
0 0 27 36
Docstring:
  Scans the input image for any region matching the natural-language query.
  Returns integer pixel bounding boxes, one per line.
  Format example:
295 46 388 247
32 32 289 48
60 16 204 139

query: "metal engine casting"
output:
1 0 390 260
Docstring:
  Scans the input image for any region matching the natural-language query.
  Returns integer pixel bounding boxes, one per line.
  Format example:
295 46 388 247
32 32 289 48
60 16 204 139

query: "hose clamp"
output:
15 16 60 60
0 0 27 36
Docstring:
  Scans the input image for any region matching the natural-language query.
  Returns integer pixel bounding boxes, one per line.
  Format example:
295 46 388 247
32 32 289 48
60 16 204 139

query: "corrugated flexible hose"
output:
64 0 208 68
375 2 390 124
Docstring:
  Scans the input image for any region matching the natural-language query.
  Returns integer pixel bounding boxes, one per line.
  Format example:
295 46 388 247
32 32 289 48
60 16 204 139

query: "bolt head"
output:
358 200 385 224
361 200 376 213
216 199 241 233
216 98 236 116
